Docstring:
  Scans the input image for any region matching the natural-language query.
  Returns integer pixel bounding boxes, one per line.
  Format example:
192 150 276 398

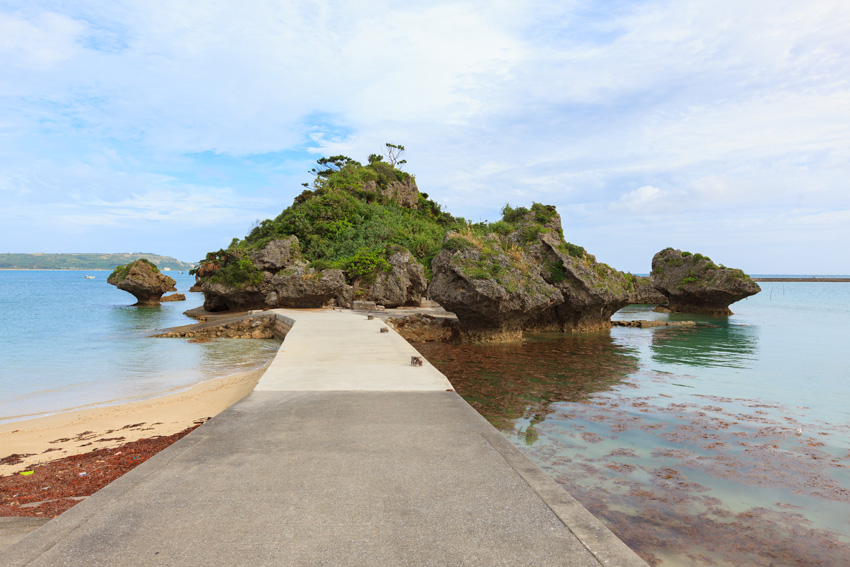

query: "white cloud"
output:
1 0 849 271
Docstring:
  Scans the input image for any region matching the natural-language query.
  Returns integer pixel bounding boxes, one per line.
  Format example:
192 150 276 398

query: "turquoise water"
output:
0 271 280 423
416 282 850 566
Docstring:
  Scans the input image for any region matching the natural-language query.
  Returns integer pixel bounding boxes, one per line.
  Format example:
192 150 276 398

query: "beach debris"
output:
78 472 87 477
19 471 34 476
411 356 423 367
380 327 389 333
796 427 803 436
367 314 375 320
0 453 35 466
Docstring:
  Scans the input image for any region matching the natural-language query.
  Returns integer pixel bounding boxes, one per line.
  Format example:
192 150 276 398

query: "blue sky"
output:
1 1 848 274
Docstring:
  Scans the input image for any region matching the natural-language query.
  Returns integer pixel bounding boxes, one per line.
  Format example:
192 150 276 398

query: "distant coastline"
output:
0 253 194 272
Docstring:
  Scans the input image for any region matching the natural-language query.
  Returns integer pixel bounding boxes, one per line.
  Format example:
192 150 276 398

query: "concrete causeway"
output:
3 309 647 567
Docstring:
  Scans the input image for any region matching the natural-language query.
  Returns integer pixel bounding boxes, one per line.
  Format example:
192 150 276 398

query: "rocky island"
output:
191 148 758 341
108 259 177 305
650 248 761 315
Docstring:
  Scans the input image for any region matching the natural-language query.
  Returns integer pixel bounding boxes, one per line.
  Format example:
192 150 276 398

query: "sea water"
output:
415 281 850 567
0 270 280 424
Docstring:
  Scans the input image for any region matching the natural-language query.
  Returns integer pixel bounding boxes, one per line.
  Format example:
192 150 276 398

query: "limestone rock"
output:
352 250 426 308
387 313 459 343
524 231 632 333
269 263 347 308
628 275 667 305
650 248 760 315
428 235 563 342
161 293 186 302
107 260 176 306
202 280 268 312
362 176 419 208
249 236 300 271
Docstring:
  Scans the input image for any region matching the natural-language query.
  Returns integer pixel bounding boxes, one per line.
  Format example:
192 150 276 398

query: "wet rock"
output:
107 260 176 306
161 293 186 302
651 248 761 315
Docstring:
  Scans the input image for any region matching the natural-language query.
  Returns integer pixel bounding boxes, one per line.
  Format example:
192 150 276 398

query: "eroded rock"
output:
107 260 176 306
352 250 426 308
651 248 760 315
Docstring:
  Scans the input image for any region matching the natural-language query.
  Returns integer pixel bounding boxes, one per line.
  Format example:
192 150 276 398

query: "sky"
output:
1 1 848 274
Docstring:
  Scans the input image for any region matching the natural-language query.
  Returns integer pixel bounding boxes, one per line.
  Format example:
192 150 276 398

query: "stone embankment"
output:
153 312 290 340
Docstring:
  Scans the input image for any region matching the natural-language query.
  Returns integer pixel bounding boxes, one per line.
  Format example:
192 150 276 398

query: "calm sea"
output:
415 281 850 567
0 270 280 424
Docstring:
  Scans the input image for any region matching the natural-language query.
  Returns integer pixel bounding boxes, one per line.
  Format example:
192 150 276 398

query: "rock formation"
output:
650 248 760 315
351 250 426 308
428 206 634 342
199 236 422 312
107 259 176 306
161 293 186 302
429 237 563 342
627 275 667 305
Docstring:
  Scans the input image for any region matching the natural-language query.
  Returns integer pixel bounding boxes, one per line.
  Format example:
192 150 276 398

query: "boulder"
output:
161 293 186 302
352 250 426 308
107 260 176 306
428 234 563 342
650 248 760 315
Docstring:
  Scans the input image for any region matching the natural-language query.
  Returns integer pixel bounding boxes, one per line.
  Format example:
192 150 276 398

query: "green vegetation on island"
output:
197 146 595 291
0 253 195 272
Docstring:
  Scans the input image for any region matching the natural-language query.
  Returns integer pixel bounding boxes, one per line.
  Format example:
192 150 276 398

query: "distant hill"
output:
0 253 196 271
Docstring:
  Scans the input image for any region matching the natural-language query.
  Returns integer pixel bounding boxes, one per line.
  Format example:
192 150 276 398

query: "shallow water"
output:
0 270 280 423
415 282 850 567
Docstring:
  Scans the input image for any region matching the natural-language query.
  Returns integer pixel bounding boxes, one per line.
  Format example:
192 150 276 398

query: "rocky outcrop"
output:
161 293 186 302
524 231 632 333
428 208 639 342
200 236 427 313
362 176 419 209
428 232 564 342
650 248 760 315
628 275 667 305
107 259 176 306
269 263 347 308
249 235 300 270
351 250 426 308
387 313 459 343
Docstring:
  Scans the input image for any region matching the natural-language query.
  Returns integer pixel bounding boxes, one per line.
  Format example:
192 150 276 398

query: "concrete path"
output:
2 309 647 567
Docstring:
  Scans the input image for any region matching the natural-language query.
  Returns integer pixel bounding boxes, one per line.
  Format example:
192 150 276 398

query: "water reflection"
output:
650 321 759 369
412 333 638 433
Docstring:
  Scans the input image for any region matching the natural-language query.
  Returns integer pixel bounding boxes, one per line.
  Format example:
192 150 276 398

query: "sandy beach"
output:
0 364 268 478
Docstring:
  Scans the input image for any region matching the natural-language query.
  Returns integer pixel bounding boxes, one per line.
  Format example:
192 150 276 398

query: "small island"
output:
189 147 760 341
107 259 177 306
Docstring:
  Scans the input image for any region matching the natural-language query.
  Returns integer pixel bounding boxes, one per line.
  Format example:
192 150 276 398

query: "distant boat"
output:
85 275 95 279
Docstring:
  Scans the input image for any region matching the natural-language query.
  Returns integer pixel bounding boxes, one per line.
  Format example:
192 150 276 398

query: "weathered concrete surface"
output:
255 309 454 391
4 309 647 567
0 518 49 553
